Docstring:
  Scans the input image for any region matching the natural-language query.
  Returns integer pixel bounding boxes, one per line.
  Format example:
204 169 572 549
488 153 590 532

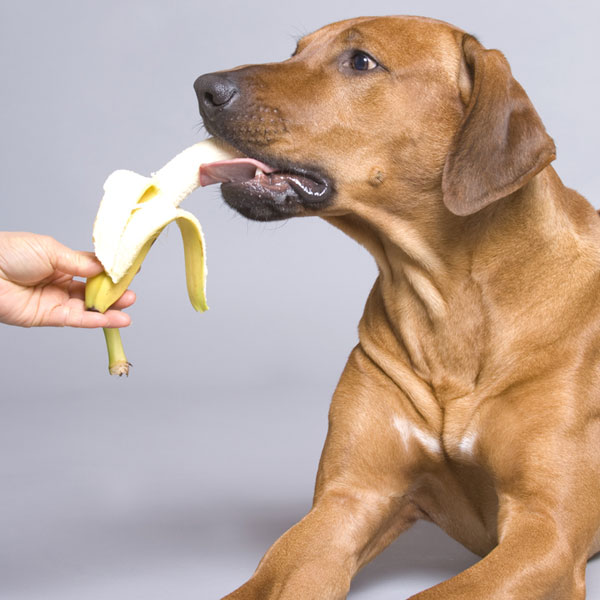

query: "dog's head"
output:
194 16 555 221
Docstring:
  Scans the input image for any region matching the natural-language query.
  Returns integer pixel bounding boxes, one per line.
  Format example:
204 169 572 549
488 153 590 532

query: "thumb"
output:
51 242 104 278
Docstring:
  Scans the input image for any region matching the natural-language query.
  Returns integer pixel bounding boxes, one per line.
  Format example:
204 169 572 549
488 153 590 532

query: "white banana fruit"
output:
85 137 241 376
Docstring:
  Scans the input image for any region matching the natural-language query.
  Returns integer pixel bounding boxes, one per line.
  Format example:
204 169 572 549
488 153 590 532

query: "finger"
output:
102 309 132 328
42 302 131 328
48 239 104 278
109 289 136 309
71 309 132 328
74 309 131 328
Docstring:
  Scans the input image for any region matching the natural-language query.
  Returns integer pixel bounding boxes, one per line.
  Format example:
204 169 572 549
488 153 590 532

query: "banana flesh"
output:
85 137 240 375
93 138 241 285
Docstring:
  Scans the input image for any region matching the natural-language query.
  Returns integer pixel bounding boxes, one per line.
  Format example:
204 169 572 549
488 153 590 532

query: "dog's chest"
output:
392 405 482 463
440 400 483 463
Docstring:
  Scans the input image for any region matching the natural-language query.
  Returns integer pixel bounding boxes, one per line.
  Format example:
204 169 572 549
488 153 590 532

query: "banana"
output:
86 137 241 376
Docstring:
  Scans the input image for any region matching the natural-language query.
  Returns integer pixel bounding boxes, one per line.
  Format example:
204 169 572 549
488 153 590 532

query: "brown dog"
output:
194 15 600 599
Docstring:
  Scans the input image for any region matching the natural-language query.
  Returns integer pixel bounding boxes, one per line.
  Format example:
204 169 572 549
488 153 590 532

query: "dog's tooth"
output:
255 167 264 177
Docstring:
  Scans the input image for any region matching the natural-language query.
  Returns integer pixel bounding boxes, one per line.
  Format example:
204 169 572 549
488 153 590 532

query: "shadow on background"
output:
0 495 477 598
351 520 478 596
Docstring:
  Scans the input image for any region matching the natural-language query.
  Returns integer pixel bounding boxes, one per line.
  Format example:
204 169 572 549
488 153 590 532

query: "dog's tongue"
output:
199 157 276 186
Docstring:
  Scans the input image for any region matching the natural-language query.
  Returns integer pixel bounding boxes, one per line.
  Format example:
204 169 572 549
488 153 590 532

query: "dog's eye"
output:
350 51 378 71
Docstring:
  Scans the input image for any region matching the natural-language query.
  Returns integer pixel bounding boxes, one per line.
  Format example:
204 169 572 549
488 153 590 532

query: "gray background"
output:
1 1 599 598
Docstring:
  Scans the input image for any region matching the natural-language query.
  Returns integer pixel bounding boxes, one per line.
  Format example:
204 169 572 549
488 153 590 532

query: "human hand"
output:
0 232 135 327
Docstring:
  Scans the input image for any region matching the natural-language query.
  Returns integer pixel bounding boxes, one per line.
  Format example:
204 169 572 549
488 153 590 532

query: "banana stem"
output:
102 327 131 376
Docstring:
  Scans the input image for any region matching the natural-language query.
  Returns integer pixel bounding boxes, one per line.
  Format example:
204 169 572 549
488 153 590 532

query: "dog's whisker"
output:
192 120 207 135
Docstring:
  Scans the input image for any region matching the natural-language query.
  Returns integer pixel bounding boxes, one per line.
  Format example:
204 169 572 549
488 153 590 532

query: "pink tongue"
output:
199 157 276 186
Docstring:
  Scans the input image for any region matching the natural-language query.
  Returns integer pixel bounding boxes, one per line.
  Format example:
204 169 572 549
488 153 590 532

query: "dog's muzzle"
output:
193 69 334 221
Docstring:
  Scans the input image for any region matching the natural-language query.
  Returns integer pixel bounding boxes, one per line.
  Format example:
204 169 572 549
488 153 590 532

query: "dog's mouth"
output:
198 142 333 221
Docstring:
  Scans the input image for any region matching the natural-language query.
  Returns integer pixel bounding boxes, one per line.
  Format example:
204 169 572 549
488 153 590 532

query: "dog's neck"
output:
325 167 596 421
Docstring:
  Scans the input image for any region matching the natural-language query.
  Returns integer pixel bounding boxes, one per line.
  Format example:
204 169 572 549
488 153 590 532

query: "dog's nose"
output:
194 73 239 116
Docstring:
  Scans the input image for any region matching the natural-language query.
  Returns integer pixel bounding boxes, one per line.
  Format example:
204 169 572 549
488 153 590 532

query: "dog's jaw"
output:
206 132 335 221
195 70 335 221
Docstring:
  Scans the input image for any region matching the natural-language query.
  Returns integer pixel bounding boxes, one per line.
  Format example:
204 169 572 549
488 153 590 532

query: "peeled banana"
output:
86 137 241 376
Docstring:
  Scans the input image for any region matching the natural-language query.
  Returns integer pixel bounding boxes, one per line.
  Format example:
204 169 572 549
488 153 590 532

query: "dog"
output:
194 15 600 599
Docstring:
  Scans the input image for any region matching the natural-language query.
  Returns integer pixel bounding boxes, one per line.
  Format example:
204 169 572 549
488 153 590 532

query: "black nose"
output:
194 73 239 116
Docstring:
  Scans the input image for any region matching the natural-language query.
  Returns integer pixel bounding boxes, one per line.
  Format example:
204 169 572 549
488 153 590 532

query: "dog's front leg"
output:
408 388 598 600
222 345 431 600
408 499 588 600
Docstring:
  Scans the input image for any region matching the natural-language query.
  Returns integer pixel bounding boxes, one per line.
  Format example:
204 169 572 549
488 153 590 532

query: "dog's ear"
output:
442 35 556 216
